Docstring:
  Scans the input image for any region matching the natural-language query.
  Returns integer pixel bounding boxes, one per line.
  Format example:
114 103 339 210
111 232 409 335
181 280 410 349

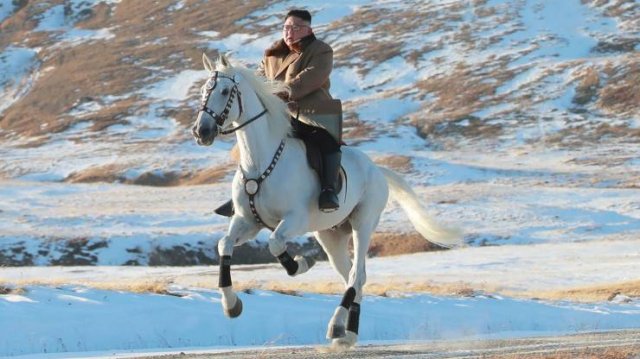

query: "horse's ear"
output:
219 53 231 68
203 53 214 73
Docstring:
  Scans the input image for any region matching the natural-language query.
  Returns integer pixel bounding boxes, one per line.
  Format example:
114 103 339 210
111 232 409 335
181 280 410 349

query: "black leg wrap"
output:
346 302 360 334
219 255 232 288
340 287 356 309
277 251 298 276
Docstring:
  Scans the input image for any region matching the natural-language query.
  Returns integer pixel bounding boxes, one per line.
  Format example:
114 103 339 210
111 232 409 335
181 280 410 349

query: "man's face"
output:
282 16 311 47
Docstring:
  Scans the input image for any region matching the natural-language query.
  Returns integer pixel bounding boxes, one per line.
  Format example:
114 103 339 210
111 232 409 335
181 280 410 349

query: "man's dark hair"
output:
286 9 312 23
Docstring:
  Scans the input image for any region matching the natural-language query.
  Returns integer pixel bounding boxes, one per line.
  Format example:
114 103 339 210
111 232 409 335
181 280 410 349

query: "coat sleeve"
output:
288 47 333 101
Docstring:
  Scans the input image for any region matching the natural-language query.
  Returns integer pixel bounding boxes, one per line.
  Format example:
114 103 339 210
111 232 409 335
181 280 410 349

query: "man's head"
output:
283 9 313 48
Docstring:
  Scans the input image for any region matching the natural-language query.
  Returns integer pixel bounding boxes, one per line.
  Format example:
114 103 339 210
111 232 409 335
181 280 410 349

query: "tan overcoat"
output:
258 34 342 142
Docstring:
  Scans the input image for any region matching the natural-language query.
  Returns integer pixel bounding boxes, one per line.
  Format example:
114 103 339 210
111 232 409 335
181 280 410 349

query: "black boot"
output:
319 151 341 212
214 199 234 217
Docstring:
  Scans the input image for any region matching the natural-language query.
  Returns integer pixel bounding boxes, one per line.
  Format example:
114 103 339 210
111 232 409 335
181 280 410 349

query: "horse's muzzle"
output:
192 113 217 146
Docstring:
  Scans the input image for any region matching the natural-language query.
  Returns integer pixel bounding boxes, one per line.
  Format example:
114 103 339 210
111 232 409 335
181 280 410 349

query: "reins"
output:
219 108 267 135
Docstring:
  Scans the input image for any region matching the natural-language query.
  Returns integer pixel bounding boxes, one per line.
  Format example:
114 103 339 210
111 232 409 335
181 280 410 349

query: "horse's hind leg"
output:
331 198 385 348
314 222 352 284
218 216 260 318
314 224 354 340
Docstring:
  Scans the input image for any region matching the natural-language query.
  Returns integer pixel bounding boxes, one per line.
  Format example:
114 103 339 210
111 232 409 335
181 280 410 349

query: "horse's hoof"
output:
331 331 357 349
224 297 243 318
293 255 315 276
327 324 346 339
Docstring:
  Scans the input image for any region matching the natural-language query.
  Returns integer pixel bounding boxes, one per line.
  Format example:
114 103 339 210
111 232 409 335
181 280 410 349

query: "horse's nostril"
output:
199 126 211 139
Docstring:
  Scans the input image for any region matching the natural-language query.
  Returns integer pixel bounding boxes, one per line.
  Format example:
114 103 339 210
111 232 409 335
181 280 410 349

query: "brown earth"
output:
0 0 270 141
64 162 234 186
3 0 638 147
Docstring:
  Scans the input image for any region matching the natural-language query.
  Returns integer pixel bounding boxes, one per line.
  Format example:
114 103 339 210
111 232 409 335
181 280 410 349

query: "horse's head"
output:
192 54 243 146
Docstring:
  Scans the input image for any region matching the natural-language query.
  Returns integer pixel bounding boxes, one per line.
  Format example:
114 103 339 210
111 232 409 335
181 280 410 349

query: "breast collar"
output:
240 139 285 230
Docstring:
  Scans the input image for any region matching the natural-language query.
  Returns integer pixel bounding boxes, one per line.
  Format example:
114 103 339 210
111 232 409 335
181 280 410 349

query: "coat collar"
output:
289 33 316 53
264 33 317 57
268 34 318 79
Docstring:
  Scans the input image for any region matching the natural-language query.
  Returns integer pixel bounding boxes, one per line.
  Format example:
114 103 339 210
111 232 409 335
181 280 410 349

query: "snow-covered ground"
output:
2 237 640 357
2 282 640 358
1 0 639 357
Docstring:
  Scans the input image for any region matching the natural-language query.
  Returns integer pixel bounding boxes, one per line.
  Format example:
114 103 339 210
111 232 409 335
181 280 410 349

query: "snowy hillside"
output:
1 0 638 264
0 0 639 357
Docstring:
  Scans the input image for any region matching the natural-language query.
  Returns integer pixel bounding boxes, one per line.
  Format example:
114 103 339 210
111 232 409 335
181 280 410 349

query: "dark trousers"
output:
291 117 340 153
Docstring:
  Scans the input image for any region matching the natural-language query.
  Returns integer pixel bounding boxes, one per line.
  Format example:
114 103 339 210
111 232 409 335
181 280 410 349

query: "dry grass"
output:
0 285 26 295
0 0 267 141
64 162 234 186
547 121 640 148
342 117 375 143
474 5 497 18
413 61 512 130
233 279 483 298
368 231 444 257
328 4 463 75
373 155 413 173
1 278 175 295
179 163 235 186
598 61 640 116
235 277 640 302
65 164 127 184
572 65 600 105
4 276 639 304
522 280 640 303
1 0 636 152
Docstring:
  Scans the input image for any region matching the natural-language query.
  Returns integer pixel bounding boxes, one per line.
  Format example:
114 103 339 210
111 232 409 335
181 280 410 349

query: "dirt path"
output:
137 330 640 358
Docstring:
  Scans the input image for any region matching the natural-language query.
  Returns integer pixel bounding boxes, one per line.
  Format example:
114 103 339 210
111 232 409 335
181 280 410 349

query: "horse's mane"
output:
216 58 292 138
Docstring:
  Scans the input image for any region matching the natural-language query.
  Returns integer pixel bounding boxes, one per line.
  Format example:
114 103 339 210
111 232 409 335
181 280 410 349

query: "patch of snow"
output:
34 3 117 46
141 70 207 102
201 32 274 64
0 47 39 115
168 0 186 12
35 4 66 31
0 0 15 24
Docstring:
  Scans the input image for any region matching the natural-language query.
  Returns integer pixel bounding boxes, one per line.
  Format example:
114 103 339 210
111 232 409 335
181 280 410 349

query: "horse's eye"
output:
221 88 230 96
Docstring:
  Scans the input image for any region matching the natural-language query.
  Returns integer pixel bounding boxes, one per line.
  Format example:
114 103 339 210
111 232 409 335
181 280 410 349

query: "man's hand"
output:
286 101 299 114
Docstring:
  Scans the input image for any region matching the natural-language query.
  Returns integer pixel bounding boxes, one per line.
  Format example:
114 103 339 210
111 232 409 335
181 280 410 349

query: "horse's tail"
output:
378 166 464 249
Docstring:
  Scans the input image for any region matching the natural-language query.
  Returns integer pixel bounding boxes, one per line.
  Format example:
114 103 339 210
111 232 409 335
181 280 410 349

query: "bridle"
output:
198 70 284 229
199 71 267 135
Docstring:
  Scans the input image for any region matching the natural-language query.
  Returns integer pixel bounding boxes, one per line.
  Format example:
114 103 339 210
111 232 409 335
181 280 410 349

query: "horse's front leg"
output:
269 211 315 276
218 216 260 318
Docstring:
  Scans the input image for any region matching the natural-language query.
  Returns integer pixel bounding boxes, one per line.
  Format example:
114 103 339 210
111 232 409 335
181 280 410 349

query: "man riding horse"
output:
215 9 343 216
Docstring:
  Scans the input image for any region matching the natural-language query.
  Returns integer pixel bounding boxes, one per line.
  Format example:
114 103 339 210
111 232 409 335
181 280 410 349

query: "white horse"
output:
192 54 462 348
